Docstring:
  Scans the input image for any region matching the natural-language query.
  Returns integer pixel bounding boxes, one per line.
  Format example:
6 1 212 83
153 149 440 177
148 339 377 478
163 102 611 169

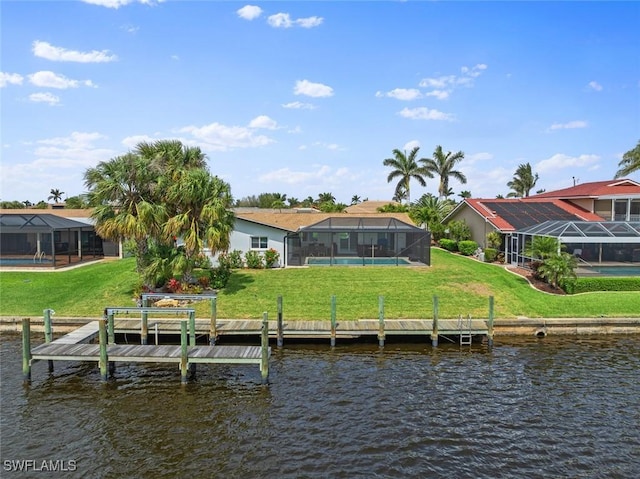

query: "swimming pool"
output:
307 257 411 266
581 265 640 277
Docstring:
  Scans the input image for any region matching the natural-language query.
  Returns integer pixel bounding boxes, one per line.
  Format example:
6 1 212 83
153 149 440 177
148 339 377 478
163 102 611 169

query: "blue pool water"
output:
307 257 411 266
585 265 640 277
0 258 52 266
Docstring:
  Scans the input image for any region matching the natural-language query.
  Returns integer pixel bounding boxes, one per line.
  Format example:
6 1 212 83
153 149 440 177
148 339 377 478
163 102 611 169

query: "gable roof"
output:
234 211 416 232
456 198 604 232
530 179 640 199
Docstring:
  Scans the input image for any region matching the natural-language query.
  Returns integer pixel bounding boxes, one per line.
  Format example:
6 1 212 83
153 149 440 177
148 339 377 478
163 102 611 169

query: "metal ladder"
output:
458 314 473 345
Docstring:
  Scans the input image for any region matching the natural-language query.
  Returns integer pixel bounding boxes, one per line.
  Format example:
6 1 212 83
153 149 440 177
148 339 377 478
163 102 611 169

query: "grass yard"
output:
0 249 638 320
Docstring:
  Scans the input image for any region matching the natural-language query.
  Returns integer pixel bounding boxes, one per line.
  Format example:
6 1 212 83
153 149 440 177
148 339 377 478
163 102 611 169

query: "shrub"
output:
486 231 502 249
264 248 280 268
446 220 471 242
166 278 182 293
484 247 497 262
496 252 505 264
209 263 232 289
244 250 264 269
439 238 457 252
218 250 243 269
458 240 478 256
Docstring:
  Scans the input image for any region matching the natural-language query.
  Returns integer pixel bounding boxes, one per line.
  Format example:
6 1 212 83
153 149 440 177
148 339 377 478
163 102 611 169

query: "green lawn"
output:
0 249 638 319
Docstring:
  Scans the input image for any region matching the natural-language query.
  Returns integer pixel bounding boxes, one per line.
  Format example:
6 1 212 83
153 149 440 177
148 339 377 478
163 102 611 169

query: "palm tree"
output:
458 190 472 199
537 252 577 289
615 140 640 178
383 147 431 203
84 152 165 274
420 145 467 199
409 194 454 233
317 192 336 204
48 188 64 203
351 195 361 205
163 169 235 282
507 163 539 197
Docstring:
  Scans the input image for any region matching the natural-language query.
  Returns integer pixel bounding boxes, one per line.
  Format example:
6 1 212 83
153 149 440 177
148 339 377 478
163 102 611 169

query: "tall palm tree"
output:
351 195 361 205
458 190 472 199
420 145 466 199
317 192 336 204
48 188 64 203
383 147 431 203
507 163 539 197
615 140 640 178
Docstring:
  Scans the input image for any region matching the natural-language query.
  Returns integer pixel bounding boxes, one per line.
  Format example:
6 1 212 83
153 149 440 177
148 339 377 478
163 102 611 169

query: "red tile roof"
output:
530 179 640 199
464 198 603 232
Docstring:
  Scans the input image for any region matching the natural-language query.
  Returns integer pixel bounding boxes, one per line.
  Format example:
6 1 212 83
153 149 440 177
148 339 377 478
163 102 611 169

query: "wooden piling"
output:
277 295 284 348
180 320 188 385
43 309 54 372
261 312 269 384
141 297 149 345
488 296 495 349
378 296 385 347
22 318 31 383
210 296 217 345
431 295 439 347
188 310 196 378
107 311 115 345
98 319 108 381
330 295 337 347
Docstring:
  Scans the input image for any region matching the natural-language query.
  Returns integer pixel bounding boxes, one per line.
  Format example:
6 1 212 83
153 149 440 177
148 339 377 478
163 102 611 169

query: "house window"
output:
251 236 268 249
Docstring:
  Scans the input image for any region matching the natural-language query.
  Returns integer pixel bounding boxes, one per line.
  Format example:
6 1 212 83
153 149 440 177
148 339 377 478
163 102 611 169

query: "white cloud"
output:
397 107 454 121
81 0 163 8
587 81 603 91
237 5 263 20
267 12 323 28
28 71 95 89
179 122 275 151
549 120 588 130
0 72 24 87
121 24 139 33
296 16 323 28
282 101 316 110
376 88 422 101
249 115 278 130
294 80 334 98
39 131 107 148
418 64 487 99
466 152 494 165
535 153 600 173
403 140 421 152
32 40 117 63
121 135 157 149
268 13 293 28
259 164 343 186
29 92 60 105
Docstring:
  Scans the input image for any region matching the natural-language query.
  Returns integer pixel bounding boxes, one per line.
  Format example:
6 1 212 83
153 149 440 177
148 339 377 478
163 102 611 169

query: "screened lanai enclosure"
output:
508 220 640 267
284 217 431 266
0 213 105 268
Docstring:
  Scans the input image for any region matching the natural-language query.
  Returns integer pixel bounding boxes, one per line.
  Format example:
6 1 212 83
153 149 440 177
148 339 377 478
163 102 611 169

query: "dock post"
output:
261 312 269 384
188 310 196 378
277 295 284 348
209 296 217 345
98 319 108 381
378 296 385 348
43 308 54 372
180 320 188 385
487 296 495 349
431 295 439 347
107 311 115 345
21 318 31 383
330 295 337 347
141 297 148 345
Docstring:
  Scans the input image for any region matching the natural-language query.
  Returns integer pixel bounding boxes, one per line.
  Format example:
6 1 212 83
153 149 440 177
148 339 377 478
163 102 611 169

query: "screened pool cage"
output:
284 217 431 266
0 213 106 268
508 220 640 267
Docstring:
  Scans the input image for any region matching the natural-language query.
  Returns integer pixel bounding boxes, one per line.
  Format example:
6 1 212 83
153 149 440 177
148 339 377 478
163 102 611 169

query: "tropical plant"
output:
420 145 467 199
507 163 539 198
537 252 578 290
409 194 453 232
318 202 347 213
383 146 431 203
64 195 90 209
317 192 336 204
287 197 301 208
244 250 263 269
486 231 502 249
351 195 361 205
48 188 64 203
22 200 32 208
458 190 472 199
524 236 563 260
264 248 280 268
377 203 409 213
445 220 471 242
615 139 640 178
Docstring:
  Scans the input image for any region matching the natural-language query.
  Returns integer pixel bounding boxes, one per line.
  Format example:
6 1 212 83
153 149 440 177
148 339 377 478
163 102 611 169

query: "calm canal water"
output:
1 334 639 478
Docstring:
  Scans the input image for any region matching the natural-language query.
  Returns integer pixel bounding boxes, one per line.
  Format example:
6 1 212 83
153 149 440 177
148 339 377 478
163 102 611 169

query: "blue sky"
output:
1 0 639 205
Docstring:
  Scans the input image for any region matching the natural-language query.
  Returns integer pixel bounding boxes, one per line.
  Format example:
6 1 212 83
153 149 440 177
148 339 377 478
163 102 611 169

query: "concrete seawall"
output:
2 316 640 337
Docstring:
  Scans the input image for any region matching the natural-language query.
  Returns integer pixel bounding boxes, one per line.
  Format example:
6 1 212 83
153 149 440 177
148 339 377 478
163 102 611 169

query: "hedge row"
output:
564 277 640 294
